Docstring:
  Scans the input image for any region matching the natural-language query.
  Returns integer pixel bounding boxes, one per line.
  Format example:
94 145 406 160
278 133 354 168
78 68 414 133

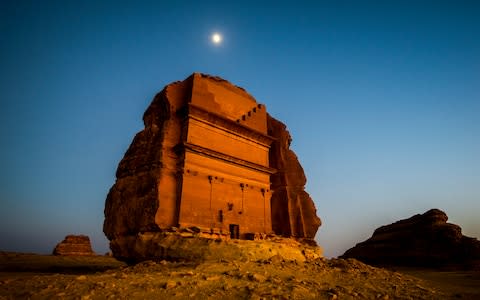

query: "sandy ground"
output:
1 252 479 299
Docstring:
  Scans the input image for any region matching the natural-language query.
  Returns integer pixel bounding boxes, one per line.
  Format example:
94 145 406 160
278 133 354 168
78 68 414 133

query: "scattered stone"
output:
183 227 194 233
163 280 177 289
191 226 201 233
267 254 284 264
328 292 338 300
204 275 221 281
248 273 267 283
179 232 194 238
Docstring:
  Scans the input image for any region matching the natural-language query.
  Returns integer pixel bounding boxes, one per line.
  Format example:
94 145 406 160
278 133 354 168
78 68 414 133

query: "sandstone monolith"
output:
104 73 321 262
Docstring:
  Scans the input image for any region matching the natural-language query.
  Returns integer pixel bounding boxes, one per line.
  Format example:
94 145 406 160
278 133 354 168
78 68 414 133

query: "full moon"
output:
211 33 222 45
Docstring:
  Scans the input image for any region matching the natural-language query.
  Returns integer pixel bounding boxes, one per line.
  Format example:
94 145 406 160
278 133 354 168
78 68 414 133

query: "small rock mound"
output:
342 209 480 269
53 235 95 256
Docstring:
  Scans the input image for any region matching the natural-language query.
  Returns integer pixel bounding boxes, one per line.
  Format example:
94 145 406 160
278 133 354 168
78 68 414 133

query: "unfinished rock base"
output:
109 229 322 264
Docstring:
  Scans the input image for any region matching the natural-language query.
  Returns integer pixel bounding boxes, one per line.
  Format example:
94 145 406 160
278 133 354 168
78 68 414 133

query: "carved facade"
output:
171 74 275 237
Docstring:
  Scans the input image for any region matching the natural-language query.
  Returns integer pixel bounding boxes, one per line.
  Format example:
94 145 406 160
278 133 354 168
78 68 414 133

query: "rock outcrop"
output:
104 73 321 262
53 235 95 256
342 209 480 269
268 116 321 239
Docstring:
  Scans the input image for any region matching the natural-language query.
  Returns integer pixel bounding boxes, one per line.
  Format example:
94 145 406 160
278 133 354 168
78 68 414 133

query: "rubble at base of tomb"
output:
109 227 322 263
104 73 321 262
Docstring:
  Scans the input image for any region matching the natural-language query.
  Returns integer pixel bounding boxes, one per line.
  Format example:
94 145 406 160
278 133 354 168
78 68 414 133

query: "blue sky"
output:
1 1 479 257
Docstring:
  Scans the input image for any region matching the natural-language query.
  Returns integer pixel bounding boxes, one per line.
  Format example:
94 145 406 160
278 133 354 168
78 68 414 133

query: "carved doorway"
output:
229 224 239 239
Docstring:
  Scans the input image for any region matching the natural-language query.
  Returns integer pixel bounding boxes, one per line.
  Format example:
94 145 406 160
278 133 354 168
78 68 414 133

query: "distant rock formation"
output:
53 235 95 256
104 73 321 262
342 209 480 269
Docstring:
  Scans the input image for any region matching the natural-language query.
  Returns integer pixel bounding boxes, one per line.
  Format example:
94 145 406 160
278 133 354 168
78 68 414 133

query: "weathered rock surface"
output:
110 232 322 264
268 116 321 239
53 235 95 256
104 73 321 262
342 209 480 269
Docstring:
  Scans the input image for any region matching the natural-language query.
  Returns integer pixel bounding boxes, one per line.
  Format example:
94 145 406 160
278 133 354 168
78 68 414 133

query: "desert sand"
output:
1 251 479 299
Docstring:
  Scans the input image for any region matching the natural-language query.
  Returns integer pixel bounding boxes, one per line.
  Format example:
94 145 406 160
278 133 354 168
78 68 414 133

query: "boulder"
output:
341 209 480 269
53 235 95 256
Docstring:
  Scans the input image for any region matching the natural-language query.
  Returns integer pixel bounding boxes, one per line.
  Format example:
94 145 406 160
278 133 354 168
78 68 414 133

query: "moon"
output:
211 33 222 45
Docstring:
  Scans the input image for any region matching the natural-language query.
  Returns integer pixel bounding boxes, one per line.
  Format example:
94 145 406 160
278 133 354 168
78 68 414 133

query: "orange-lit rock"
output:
268 116 321 239
53 235 95 256
104 73 321 261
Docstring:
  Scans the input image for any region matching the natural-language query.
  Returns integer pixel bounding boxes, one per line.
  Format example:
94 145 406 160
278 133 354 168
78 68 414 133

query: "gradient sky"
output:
1 1 479 257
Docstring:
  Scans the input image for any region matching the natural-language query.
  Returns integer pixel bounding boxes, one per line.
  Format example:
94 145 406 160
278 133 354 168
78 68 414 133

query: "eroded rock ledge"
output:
342 209 480 269
111 228 322 264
